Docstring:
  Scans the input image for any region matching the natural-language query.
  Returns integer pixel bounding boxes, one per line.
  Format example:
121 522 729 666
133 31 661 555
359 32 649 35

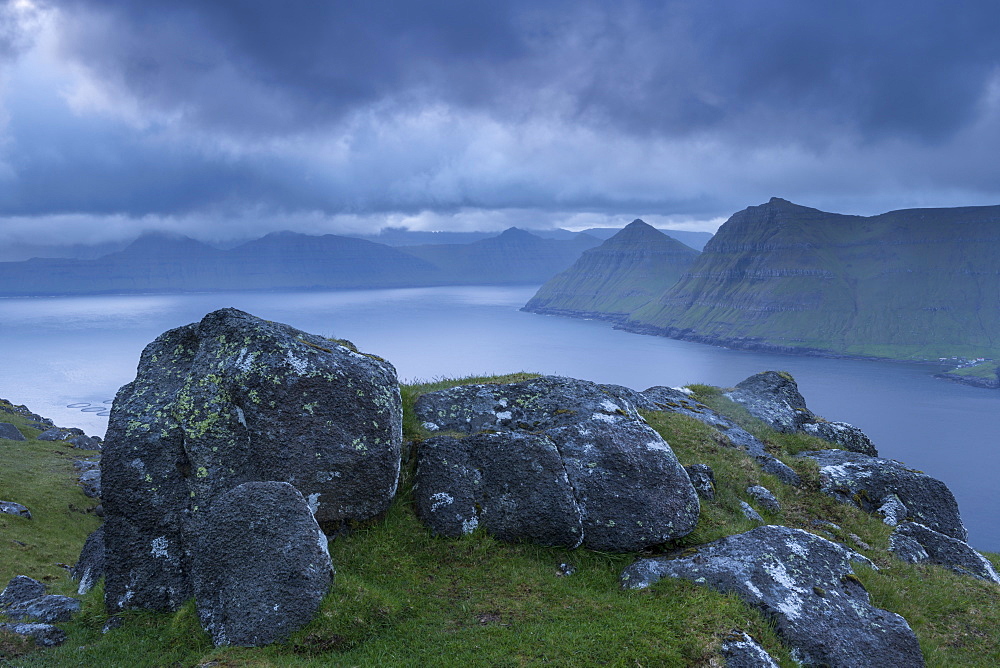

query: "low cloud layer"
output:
2 0 1000 246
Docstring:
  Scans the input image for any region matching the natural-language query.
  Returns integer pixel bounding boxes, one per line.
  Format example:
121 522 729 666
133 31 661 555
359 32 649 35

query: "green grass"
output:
941 361 999 380
3 378 1000 666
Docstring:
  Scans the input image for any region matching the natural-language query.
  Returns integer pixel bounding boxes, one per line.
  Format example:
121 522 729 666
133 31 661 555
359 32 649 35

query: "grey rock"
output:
4 595 81 623
642 386 801 487
621 525 924 668
802 421 878 456
73 526 105 595
69 435 102 451
79 469 102 499
746 485 780 512
102 308 400 613
0 576 45 608
0 422 25 441
415 432 582 546
37 427 74 441
724 371 811 434
739 501 764 523
801 449 967 541
0 622 67 647
416 375 648 434
889 522 1000 583
414 376 700 551
192 481 333 647
721 630 780 667
876 494 908 527
0 500 31 519
685 464 716 501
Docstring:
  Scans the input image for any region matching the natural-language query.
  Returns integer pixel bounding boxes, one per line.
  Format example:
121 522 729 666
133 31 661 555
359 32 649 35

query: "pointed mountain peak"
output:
496 227 538 240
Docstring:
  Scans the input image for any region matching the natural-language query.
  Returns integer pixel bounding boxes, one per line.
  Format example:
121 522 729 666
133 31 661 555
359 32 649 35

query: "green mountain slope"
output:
523 220 699 320
625 198 1000 360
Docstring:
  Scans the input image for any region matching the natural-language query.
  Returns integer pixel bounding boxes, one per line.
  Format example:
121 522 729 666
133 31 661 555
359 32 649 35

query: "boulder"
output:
621 525 924 667
0 500 31 519
37 427 74 442
416 375 649 434
79 468 102 499
102 308 400 613
684 464 716 501
723 371 811 434
414 376 700 551
0 622 66 647
746 485 780 513
642 386 801 486
876 494 908 527
73 526 106 595
192 481 333 647
0 422 25 441
802 421 878 456
68 435 102 451
801 449 967 541
0 576 45 608
721 631 780 668
3 595 81 623
889 522 1000 583
739 501 764 523
415 432 583 547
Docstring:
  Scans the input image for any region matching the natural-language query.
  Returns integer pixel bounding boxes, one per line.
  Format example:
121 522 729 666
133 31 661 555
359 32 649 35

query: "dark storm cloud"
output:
3 0 1000 239
50 0 1000 142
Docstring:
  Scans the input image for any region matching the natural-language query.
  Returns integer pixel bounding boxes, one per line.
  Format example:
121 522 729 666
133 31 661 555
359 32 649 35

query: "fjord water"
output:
2 286 997 552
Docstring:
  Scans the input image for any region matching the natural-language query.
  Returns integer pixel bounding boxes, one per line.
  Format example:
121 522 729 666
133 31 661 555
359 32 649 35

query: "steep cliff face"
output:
522 220 699 320
626 198 1000 360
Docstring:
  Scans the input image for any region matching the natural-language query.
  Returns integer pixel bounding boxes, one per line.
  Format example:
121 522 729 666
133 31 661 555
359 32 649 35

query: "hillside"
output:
3 374 1000 666
625 198 1000 361
523 219 699 321
400 228 601 285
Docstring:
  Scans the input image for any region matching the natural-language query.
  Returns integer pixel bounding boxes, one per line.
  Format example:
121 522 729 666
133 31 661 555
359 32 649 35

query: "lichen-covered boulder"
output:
801 449 967 541
724 371 811 434
721 631 780 668
415 432 583 546
73 526 105 595
414 376 699 551
103 308 399 614
802 421 877 456
0 576 45 608
642 386 801 486
416 375 648 434
192 482 334 647
621 526 924 667
889 522 1000 583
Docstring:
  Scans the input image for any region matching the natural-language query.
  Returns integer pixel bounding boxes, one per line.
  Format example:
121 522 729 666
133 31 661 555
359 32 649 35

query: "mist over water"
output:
2 286 998 551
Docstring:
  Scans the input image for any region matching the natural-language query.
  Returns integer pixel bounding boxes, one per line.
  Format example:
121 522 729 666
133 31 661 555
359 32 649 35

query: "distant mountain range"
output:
524 198 1000 363
523 220 699 320
0 228 604 296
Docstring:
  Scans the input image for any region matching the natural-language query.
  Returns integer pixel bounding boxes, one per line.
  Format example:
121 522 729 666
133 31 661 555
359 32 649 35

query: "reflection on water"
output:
1 286 998 552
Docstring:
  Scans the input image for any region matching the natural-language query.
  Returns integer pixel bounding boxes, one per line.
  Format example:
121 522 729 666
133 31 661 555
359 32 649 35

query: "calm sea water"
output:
2 286 997 551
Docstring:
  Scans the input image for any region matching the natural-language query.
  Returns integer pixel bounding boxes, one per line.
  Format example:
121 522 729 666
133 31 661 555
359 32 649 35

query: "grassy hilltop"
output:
624 198 1000 362
3 378 1000 667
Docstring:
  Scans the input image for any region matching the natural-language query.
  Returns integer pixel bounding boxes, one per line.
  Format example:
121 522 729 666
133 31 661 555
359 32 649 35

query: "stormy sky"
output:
2 0 1000 246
